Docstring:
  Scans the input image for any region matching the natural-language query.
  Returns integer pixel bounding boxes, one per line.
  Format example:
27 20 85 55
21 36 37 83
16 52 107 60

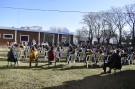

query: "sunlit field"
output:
0 45 135 89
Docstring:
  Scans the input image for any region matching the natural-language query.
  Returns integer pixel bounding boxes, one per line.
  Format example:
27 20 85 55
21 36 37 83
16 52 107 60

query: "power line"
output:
1 6 135 15
0 6 94 13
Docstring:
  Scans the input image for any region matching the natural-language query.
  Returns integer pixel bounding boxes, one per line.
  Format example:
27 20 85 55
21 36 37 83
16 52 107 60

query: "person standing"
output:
48 46 56 64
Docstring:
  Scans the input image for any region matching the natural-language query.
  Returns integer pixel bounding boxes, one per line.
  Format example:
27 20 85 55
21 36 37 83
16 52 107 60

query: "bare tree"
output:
93 13 104 44
122 30 132 46
75 27 89 44
83 13 97 44
81 26 89 36
102 12 119 44
103 28 117 45
125 4 135 48
61 28 70 33
110 7 127 45
49 27 59 32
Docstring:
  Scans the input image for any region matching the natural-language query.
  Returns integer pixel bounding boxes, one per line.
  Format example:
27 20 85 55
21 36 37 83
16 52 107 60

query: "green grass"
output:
0 46 135 89
0 61 135 89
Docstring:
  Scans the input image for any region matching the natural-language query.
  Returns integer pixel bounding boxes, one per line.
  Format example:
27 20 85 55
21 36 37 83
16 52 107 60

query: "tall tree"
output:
83 13 97 44
102 12 119 44
110 7 127 45
125 4 135 48
94 13 103 44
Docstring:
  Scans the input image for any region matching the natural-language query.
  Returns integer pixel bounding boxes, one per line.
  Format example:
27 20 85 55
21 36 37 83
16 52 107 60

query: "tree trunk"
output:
106 38 110 45
88 37 93 45
77 37 80 44
97 38 100 44
119 28 122 45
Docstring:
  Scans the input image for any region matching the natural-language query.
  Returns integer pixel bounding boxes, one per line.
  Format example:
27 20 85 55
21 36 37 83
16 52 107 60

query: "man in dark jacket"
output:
101 50 122 74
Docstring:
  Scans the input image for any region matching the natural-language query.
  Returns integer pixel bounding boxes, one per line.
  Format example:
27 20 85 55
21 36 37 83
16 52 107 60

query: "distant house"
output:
0 26 74 46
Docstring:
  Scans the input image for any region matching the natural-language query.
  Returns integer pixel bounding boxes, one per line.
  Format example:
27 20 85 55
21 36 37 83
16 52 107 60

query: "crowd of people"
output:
65 43 135 73
6 42 135 74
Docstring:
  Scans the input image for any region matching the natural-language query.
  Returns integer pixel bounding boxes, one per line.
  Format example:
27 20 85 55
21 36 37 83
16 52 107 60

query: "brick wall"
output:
17 31 39 44
0 29 15 45
0 29 74 46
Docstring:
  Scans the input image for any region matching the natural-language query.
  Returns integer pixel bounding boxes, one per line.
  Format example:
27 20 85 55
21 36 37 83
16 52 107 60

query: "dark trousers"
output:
103 63 111 73
29 58 38 66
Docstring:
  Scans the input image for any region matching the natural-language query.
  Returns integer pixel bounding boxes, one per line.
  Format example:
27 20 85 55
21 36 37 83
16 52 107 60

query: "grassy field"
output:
0 46 135 89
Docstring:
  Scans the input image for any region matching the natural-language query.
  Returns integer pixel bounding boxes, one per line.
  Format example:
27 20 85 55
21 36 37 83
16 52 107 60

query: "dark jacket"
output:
7 48 18 62
108 53 122 69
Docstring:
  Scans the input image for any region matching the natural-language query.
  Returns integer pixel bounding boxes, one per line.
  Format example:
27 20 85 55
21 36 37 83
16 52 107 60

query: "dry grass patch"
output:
0 46 135 89
0 61 135 89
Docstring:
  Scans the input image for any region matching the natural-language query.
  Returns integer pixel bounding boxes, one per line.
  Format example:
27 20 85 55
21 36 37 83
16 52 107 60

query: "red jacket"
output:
48 50 56 61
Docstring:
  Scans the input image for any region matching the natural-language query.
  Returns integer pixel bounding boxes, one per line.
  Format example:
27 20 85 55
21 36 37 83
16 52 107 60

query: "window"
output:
20 35 29 42
3 34 13 39
0 34 1 38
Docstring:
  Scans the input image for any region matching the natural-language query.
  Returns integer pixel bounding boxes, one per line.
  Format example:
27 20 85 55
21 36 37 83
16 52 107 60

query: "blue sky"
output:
0 0 135 32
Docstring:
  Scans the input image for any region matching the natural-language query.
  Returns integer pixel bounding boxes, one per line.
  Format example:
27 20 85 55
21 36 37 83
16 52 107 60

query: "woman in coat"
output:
29 46 38 66
48 46 56 64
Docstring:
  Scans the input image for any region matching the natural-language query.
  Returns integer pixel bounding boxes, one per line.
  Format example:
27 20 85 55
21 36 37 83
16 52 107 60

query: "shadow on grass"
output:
35 64 66 70
43 70 135 89
0 60 102 70
0 63 67 70
59 65 86 70
20 60 67 63
58 64 101 71
0 65 44 69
